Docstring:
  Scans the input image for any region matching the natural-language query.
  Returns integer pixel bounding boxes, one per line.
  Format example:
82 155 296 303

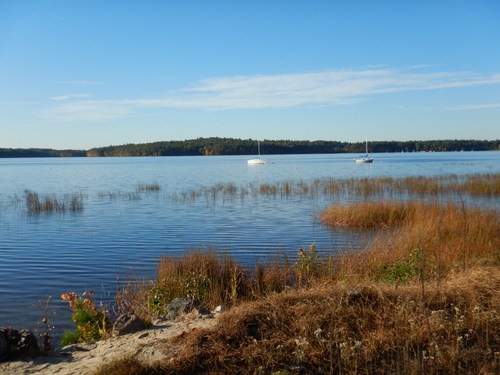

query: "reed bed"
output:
329 201 499 280
136 184 161 192
320 201 419 228
97 191 141 200
24 190 84 213
171 173 499 203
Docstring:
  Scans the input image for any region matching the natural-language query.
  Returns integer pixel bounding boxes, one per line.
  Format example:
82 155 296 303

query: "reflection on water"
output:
0 152 498 335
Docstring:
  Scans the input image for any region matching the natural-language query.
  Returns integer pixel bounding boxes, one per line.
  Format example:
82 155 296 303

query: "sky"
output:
1 0 499 150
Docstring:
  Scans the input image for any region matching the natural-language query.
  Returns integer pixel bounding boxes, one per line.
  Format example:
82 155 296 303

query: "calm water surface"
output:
0 152 498 336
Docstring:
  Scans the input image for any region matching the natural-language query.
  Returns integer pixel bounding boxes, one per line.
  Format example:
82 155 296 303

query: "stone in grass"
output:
0 327 40 362
112 313 148 337
163 298 210 320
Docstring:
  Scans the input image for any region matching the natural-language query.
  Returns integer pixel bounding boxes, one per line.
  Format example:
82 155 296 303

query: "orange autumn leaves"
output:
60 291 97 312
60 290 111 345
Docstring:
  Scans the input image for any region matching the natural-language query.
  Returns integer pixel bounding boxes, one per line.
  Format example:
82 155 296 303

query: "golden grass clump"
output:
117 248 323 321
332 201 499 280
320 201 419 228
156 251 248 308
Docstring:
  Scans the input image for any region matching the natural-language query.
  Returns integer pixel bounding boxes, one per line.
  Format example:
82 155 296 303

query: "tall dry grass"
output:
99 267 500 375
327 201 499 280
116 248 320 321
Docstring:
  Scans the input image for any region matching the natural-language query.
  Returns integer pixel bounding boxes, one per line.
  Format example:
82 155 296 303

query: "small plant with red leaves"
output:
60 291 111 346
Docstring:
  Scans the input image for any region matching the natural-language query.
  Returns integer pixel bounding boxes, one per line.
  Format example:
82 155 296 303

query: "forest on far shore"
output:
1 137 498 158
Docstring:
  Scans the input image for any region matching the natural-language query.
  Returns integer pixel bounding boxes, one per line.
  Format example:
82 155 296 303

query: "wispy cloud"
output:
395 102 500 111
41 100 133 121
53 80 105 85
443 103 500 111
50 94 90 101
41 67 500 121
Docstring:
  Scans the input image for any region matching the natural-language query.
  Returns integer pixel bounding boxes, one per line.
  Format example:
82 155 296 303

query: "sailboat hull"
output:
247 158 267 165
354 158 373 163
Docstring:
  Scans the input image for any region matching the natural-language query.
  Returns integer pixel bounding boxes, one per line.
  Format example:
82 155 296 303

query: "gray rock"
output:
0 331 8 359
0 327 40 362
112 313 147 337
163 298 209 320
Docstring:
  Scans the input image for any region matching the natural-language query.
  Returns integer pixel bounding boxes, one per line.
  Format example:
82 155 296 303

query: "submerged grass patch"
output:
24 190 84 213
136 184 161 192
171 173 500 203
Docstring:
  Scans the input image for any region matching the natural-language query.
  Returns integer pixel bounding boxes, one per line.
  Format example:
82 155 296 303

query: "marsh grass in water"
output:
97 191 141 200
171 173 500 204
136 184 161 192
321 200 499 279
24 190 84 213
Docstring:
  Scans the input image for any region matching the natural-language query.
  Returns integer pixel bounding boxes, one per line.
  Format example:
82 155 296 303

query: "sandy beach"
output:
0 315 217 375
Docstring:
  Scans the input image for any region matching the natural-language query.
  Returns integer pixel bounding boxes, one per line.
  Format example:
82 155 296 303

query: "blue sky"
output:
1 0 499 149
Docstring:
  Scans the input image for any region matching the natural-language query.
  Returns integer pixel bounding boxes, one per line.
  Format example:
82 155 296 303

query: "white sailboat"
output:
247 140 267 165
354 136 374 163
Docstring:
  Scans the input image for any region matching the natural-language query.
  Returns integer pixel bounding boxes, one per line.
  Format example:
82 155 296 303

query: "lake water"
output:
0 151 498 337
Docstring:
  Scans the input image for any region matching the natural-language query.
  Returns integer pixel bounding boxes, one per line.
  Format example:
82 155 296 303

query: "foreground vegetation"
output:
101 199 499 375
1 137 498 158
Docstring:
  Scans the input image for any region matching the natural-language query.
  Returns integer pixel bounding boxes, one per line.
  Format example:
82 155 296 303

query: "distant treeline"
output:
86 138 500 156
1 138 498 158
0 148 86 158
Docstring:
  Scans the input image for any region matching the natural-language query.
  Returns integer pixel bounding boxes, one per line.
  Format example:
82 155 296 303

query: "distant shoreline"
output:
1 137 498 158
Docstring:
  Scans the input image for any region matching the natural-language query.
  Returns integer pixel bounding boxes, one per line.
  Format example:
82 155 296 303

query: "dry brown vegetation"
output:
104 182 499 374
102 268 499 375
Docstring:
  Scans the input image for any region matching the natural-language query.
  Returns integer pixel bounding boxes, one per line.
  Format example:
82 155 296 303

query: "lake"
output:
0 151 498 337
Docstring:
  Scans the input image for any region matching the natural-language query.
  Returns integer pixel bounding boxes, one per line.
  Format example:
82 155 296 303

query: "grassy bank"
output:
103 268 499 374
102 199 499 374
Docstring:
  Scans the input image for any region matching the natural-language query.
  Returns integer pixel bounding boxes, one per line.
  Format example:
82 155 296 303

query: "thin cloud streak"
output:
41 100 133 121
51 94 90 101
41 68 500 121
444 103 500 111
395 103 500 111
53 80 105 85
